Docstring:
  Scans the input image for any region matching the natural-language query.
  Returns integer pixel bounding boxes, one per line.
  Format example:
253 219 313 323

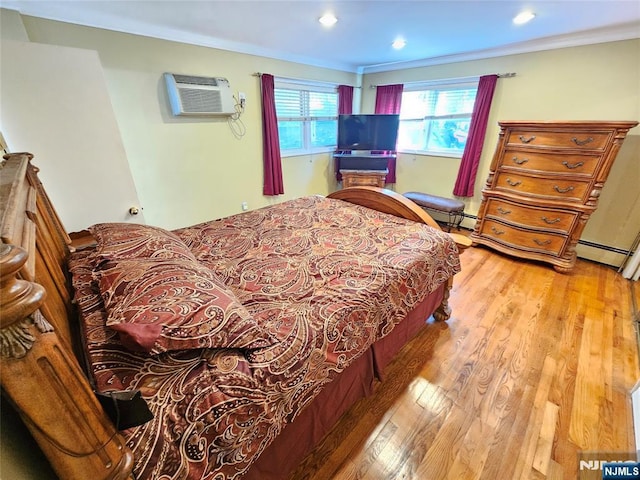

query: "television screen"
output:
337 114 400 151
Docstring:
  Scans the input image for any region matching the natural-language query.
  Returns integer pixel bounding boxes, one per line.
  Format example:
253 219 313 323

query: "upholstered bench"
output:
403 191 465 231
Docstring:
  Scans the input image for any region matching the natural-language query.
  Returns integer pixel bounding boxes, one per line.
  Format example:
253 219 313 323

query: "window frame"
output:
274 79 339 157
397 78 479 159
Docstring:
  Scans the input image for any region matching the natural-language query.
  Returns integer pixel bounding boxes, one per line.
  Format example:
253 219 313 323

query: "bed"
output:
0 152 470 480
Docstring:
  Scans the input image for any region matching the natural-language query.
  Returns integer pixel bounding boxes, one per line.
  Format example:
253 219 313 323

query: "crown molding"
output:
360 21 640 74
3 3 638 75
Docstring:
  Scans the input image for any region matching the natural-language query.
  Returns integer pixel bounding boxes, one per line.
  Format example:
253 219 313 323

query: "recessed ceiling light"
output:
319 13 338 27
513 11 536 25
392 38 406 50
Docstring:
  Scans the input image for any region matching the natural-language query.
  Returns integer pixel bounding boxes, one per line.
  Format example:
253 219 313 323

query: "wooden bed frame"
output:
0 152 470 480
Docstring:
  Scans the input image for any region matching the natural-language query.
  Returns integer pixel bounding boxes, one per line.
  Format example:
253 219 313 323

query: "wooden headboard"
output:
0 153 134 480
327 186 471 252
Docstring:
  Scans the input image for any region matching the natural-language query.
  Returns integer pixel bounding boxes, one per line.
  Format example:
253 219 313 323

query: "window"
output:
274 80 338 156
397 79 478 157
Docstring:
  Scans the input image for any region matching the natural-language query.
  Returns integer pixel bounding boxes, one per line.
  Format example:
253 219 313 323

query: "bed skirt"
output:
244 282 446 479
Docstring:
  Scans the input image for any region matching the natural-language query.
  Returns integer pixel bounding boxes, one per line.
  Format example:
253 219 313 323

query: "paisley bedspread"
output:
70 195 460 480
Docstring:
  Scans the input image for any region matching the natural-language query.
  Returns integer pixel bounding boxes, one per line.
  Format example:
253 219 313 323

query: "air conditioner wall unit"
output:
164 73 235 116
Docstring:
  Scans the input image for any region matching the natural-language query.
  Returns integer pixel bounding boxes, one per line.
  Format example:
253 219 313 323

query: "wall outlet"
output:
238 92 246 101
241 201 249 211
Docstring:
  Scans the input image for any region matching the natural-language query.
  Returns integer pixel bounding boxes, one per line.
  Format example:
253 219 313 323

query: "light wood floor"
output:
290 243 640 480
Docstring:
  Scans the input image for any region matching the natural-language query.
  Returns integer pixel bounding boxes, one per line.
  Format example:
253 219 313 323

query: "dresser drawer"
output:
341 170 387 188
505 129 611 150
343 175 377 188
479 219 567 256
484 198 578 233
501 149 601 177
494 172 590 203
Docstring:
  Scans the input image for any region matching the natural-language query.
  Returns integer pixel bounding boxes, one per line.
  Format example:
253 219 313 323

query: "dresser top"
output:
498 120 638 129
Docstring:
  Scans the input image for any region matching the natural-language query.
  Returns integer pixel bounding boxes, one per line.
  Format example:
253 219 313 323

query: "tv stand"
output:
333 151 396 171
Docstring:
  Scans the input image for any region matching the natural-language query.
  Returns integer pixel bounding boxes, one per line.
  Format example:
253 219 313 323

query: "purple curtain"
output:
374 84 403 183
338 85 353 115
453 74 498 197
374 84 403 114
335 85 354 181
260 74 284 196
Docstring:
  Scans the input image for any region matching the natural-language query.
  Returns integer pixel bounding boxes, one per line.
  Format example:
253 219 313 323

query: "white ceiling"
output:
3 0 640 73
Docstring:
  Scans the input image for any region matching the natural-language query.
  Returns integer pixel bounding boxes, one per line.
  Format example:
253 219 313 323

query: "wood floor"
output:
290 242 640 480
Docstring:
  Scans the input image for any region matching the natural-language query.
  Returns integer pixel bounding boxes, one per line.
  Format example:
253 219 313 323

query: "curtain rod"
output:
369 72 516 89
252 72 361 88
253 72 335 85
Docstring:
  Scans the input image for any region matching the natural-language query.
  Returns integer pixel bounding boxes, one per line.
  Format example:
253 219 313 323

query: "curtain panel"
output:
374 84 404 114
335 85 354 182
374 84 404 183
338 85 354 115
452 74 498 197
261 74 285 196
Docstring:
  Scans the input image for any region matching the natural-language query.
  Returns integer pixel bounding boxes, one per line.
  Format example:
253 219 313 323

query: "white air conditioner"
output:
164 73 235 116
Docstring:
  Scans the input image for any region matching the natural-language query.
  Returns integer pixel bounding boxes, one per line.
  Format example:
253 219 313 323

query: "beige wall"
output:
1 39 145 232
362 40 640 264
9 14 638 264
21 15 356 230
0 8 28 41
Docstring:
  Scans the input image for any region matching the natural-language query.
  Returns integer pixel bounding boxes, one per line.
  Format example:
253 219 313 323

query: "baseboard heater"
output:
576 239 631 256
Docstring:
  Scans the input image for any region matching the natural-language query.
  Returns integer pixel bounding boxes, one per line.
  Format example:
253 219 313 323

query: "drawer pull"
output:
562 161 585 169
491 226 505 235
518 135 536 144
497 207 511 215
512 156 529 165
506 178 522 187
572 136 594 146
541 216 561 224
554 185 575 194
533 239 552 246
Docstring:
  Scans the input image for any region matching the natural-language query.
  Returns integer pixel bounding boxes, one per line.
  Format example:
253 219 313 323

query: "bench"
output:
403 191 465 231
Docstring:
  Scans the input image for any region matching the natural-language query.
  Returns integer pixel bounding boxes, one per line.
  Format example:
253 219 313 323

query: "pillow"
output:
95 257 275 354
89 223 196 262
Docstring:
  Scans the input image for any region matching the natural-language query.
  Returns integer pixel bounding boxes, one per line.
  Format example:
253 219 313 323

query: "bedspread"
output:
70 195 460 480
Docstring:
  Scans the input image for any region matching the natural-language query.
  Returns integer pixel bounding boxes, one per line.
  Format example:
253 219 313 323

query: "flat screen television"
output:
337 114 400 151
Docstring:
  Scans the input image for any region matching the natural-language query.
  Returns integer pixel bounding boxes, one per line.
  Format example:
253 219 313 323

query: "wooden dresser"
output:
470 120 637 273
